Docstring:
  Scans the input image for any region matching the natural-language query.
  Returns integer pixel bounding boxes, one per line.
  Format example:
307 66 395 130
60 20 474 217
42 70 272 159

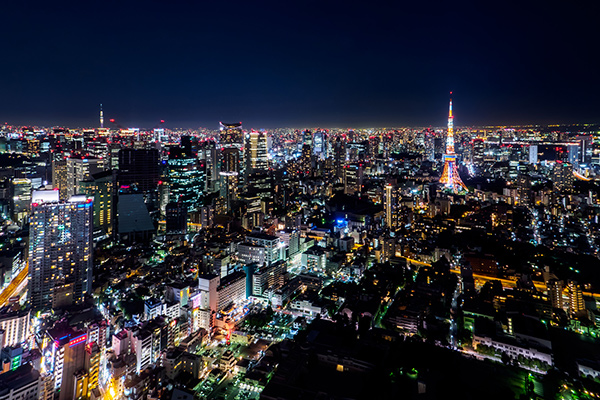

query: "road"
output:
0 264 28 306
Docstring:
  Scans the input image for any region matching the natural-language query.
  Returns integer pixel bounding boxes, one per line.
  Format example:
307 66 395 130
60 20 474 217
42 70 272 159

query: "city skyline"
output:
1 1 599 128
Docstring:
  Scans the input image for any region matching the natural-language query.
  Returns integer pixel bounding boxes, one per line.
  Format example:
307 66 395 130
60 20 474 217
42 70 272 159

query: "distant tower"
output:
99 104 104 128
439 93 468 192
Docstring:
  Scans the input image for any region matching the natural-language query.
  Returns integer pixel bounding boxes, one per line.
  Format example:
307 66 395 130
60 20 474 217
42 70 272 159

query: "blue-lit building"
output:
164 146 206 213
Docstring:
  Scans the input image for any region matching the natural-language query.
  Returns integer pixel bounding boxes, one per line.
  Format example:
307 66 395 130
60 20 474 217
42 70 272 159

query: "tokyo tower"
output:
439 93 468 192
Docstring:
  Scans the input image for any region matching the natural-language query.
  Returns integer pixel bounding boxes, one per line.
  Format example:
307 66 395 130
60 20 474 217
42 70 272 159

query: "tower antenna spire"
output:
100 104 104 128
439 92 467 193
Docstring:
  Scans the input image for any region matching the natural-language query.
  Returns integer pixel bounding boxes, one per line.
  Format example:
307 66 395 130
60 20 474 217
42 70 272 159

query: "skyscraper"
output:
244 130 268 174
219 122 243 148
552 161 575 192
343 163 363 195
28 191 93 310
164 146 206 213
384 183 399 229
66 156 106 199
118 148 160 192
78 170 115 235
439 93 468 193
198 140 219 192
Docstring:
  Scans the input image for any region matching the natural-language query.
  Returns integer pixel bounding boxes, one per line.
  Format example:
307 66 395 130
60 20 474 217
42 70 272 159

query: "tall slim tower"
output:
439 93 468 192
99 104 104 128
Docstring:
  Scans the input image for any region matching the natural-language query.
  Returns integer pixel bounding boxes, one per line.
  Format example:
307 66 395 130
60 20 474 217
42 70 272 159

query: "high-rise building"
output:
300 144 312 175
567 280 585 315
198 140 219 192
219 148 241 213
313 130 326 159
552 161 575 192
439 94 468 193
165 201 187 235
333 138 346 181
51 156 69 200
343 163 363 195
11 178 32 224
28 191 93 310
219 122 243 148
118 149 160 192
78 170 115 235
66 156 106 199
43 325 88 400
384 183 399 229
547 279 564 310
164 147 206 213
245 131 268 174
302 130 313 147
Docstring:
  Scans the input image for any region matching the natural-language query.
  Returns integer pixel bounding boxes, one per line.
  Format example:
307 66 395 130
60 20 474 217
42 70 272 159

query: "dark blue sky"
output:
1 1 599 128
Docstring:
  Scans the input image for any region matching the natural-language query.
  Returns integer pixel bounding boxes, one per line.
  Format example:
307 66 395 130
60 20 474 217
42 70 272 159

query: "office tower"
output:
200 205 214 229
51 155 69 200
384 183 399 229
11 178 32 224
300 144 312 174
547 279 564 310
575 135 593 164
219 148 241 213
343 163 363 195
198 140 219 192
245 130 268 174
117 194 155 243
99 104 104 128
567 144 580 167
66 156 106 199
368 134 380 159
165 201 187 235
118 148 160 192
552 161 575 192
313 130 327 159
567 280 585 315
529 144 538 165
246 172 273 199
219 122 243 148
515 174 531 206
28 191 93 310
347 141 368 162
78 170 115 235
164 146 205 212
333 137 346 180
86 136 110 161
439 94 468 192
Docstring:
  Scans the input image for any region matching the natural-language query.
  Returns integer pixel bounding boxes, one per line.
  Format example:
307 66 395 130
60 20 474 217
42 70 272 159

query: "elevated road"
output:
0 265 28 307
400 256 600 300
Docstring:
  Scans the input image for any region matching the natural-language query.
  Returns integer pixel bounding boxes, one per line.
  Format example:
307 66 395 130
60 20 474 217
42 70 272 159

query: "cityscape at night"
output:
1 1 600 400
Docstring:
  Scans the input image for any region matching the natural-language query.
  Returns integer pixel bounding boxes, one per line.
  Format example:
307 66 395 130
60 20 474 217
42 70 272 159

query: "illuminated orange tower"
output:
439 93 468 192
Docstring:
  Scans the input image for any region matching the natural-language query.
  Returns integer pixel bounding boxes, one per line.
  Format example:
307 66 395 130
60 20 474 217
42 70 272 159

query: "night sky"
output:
1 1 599 129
